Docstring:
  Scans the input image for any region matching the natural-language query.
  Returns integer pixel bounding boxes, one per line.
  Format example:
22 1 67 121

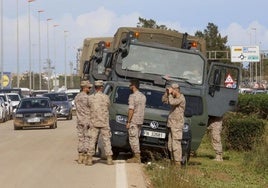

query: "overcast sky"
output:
1 0 268 74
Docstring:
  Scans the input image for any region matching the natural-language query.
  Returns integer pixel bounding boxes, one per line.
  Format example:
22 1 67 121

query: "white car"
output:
0 93 13 120
65 89 80 110
0 97 8 122
6 93 21 109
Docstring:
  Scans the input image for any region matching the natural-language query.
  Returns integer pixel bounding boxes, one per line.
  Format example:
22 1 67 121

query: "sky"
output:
1 0 268 75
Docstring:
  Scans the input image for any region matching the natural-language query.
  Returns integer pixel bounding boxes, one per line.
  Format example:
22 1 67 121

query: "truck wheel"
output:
112 147 120 160
181 140 191 166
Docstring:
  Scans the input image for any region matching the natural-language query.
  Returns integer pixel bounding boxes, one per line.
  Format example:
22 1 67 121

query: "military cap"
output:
171 83 179 89
80 80 93 88
95 80 104 86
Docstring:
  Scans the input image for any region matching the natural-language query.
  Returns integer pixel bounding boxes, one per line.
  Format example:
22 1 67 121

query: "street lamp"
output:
28 0 35 91
46 18 52 91
251 28 258 83
53 24 59 91
38 10 44 90
16 0 20 88
64 30 68 88
1 0 3 89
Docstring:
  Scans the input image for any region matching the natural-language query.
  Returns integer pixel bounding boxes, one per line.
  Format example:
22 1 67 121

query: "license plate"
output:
28 117 40 123
142 130 166 138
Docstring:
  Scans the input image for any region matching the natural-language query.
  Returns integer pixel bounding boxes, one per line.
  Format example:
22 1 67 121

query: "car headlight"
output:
116 115 127 124
15 113 23 118
44 113 53 117
183 123 190 132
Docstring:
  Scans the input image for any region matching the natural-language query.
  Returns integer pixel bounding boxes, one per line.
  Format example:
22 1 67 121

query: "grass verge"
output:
144 127 268 188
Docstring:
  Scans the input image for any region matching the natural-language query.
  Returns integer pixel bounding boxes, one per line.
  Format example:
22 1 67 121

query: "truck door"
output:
206 62 240 117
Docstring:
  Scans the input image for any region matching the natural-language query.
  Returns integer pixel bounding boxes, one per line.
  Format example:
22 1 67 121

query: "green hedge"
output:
223 113 265 151
237 94 268 119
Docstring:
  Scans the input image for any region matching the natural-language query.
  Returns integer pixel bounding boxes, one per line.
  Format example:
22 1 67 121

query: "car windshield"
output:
43 93 68 101
0 95 7 102
66 93 78 100
19 99 49 108
8 94 20 101
114 86 170 110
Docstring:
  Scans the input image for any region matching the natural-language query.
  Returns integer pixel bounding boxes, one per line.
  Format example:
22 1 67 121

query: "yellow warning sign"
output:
2 74 10 87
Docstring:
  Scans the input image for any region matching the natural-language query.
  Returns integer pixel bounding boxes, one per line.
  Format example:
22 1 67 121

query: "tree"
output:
137 17 176 31
195 22 228 51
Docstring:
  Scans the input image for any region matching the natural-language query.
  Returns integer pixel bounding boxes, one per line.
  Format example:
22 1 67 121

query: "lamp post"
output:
38 10 44 90
251 28 257 83
53 24 59 90
16 0 20 88
1 0 3 89
28 0 35 91
46 18 52 91
64 30 68 88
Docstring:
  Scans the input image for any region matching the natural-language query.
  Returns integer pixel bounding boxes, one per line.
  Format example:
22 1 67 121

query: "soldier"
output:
86 80 114 165
126 79 146 163
162 83 185 165
74 80 93 164
207 116 223 161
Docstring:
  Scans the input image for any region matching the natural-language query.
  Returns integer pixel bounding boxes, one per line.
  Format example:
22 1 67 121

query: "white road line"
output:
115 160 128 188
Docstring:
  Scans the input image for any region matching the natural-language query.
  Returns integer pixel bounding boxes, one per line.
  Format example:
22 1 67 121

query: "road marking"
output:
115 160 128 188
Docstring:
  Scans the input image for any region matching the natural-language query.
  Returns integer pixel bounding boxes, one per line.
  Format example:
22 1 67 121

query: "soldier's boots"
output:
77 153 85 164
213 154 223 162
107 155 114 165
126 153 141 163
84 155 93 166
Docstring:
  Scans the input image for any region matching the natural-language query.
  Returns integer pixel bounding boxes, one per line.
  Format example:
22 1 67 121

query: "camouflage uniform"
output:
162 87 186 163
128 90 146 154
207 116 223 161
87 90 113 156
74 92 91 154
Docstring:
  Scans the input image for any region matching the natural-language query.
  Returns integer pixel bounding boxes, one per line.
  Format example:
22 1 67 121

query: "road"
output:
0 117 147 188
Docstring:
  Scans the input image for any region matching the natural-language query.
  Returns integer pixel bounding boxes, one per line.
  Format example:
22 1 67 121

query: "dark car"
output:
43 93 73 120
13 97 57 130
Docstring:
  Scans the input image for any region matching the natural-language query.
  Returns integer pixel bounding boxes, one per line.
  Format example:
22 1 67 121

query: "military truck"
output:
82 27 240 164
79 37 113 82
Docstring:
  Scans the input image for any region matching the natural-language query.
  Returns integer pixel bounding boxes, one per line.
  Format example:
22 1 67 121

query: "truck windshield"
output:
122 44 205 84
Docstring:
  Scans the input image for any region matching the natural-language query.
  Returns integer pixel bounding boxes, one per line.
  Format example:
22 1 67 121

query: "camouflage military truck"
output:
82 27 241 164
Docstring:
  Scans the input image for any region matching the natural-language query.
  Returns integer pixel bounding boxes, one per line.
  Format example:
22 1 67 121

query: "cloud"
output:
2 6 268 76
223 21 268 50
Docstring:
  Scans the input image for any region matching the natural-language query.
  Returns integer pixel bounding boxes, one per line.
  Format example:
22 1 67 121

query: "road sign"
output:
0 72 12 89
231 46 260 62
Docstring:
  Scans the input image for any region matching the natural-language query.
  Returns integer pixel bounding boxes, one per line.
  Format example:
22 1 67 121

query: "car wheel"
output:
50 122 57 129
14 125 22 130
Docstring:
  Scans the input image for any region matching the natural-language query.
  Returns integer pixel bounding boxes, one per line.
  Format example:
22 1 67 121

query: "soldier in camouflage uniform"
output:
126 79 146 163
86 80 114 165
162 83 185 165
207 116 223 161
74 80 93 164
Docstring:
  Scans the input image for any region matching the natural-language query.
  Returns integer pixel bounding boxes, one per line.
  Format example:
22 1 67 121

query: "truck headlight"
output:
183 123 190 132
116 115 127 124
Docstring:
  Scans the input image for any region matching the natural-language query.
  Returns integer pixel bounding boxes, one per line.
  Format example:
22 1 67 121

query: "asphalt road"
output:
0 117 147 188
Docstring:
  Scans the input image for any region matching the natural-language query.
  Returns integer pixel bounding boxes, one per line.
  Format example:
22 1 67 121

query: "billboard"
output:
231 46 260 62
0 72 12 89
